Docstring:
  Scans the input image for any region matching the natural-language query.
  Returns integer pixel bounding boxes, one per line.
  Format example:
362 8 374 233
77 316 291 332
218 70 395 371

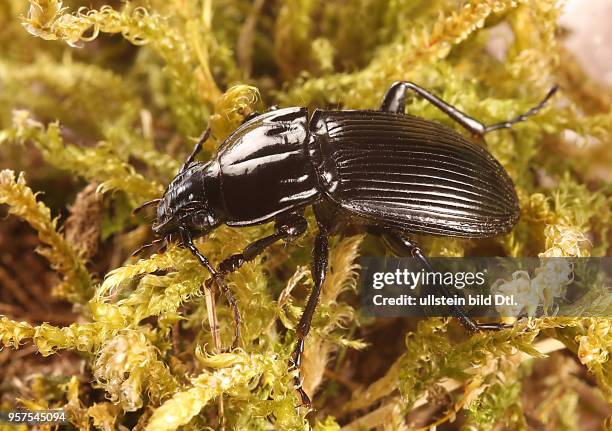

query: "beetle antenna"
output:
131 237 165 257
180 127 211 173
133 198 161 215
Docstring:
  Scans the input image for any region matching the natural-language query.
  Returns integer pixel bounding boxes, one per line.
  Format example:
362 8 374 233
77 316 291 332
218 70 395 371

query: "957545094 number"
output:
0 409 68 425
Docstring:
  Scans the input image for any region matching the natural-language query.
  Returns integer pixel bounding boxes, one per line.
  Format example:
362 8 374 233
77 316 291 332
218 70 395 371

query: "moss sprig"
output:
145 352 293 431
0 169 92 303
1 111 163 203
282 0 528 108
93 330 180 411
0 316 36 349
22 0 221 136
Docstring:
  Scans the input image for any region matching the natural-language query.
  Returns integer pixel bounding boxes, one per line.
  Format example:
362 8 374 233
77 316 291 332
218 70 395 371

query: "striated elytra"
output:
141 81 557 407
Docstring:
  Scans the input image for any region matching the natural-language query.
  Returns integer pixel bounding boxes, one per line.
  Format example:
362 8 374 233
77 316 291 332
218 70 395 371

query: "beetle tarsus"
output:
475 322 513 331
205 275 242 349
290 337 312 408
380 230 508 333
295 386 312 409
483 85 559 133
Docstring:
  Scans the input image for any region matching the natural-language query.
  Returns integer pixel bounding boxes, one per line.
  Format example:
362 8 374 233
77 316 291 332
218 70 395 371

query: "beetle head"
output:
152 161 223 238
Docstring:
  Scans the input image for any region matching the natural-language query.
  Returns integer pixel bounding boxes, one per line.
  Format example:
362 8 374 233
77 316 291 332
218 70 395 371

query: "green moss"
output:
0 1 610 430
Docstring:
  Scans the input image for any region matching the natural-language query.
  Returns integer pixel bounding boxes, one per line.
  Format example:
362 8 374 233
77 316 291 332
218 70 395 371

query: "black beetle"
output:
139 81 557 406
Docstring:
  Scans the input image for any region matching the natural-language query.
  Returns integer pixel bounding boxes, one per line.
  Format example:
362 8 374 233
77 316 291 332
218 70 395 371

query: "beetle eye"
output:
189 212 213 229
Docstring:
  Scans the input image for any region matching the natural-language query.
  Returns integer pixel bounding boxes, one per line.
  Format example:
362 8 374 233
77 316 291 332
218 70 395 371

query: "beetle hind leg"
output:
380 81 558 137
380 230 511 332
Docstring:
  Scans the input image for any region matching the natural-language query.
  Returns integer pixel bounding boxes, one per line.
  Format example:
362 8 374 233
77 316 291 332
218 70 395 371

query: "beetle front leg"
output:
180 226 217 275
380 81 558 137
290 221 330 408
206 213 309 348
180 227 242 341
381 231 509 332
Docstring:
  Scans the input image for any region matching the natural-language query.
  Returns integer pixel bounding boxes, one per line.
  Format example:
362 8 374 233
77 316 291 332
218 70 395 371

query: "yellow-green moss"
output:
0 1 610 430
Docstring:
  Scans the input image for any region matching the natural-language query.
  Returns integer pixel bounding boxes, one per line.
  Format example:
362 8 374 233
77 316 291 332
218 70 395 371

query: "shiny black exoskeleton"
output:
146 81 557 407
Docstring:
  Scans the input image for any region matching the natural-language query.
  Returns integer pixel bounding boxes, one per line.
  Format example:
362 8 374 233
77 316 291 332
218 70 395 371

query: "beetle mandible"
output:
141 81 557 406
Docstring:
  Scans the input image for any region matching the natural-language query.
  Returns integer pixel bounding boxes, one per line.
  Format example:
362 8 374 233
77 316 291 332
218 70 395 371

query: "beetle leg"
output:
179 228 243 349
207 213 308 348
380 81 412 114
180 127 211 173
290 220 330 408
180 227 243 343
380 231 510 332
179 226 217 275
380 81 558 136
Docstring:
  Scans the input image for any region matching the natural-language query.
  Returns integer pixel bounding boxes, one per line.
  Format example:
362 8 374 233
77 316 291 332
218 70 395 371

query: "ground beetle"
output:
138 81 557 406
